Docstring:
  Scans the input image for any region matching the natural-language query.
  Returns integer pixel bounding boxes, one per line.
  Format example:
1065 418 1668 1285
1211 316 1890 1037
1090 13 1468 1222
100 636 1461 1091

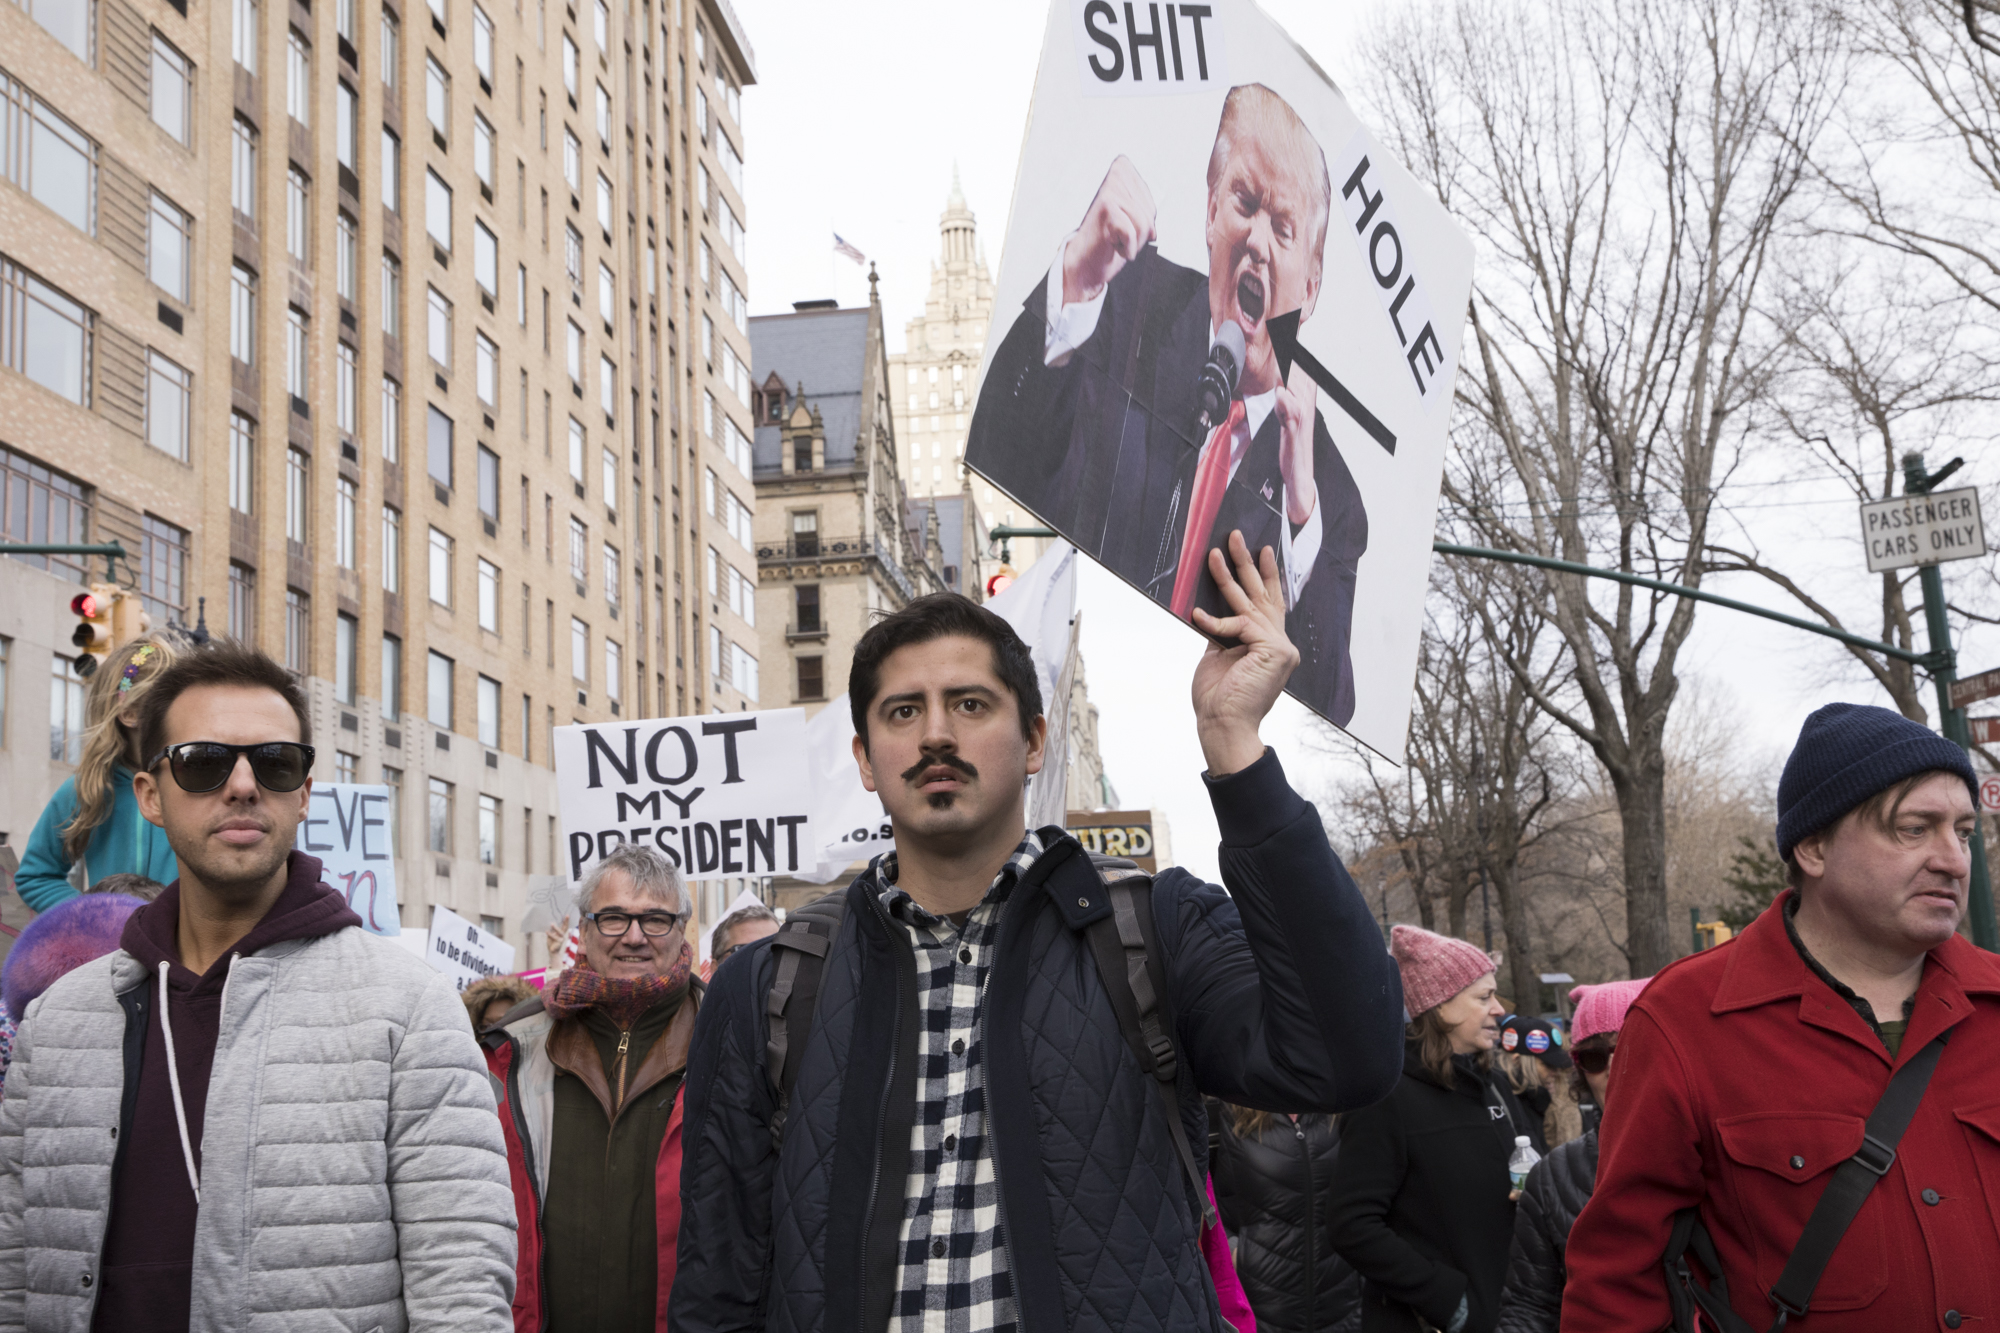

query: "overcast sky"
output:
737 0 2000 886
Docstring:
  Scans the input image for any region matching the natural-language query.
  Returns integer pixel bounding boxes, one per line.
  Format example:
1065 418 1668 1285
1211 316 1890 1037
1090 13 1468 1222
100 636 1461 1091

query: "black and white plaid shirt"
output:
874 830 1044 1333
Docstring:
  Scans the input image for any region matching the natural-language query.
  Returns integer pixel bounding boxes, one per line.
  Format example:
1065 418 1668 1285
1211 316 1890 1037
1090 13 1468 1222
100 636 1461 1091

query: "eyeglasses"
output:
148 741 316 794
1573 1046 1615 1075
584 909 689 938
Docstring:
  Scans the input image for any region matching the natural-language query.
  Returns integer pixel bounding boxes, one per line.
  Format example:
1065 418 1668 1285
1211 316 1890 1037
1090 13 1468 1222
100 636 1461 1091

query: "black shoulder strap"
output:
1662 1030 1949 1333
763 891 848 1145
1082 856 1217 1228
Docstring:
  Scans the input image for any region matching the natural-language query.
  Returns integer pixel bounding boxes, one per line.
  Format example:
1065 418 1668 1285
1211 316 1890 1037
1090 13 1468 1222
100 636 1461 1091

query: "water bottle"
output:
1508 1135 1541 1192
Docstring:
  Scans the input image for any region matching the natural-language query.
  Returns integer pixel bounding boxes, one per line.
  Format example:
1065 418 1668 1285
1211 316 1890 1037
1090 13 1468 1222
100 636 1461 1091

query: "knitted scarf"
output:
544 941 693 1028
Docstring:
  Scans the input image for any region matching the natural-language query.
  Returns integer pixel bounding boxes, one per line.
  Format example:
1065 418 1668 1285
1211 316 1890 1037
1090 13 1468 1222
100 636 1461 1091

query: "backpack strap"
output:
763 891 848 1145
1662 1029 1949 1333
1081 854 1217 1227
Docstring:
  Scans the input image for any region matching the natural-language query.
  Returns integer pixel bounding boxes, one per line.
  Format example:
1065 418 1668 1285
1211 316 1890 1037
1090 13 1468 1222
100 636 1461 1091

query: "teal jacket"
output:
15 768 178 911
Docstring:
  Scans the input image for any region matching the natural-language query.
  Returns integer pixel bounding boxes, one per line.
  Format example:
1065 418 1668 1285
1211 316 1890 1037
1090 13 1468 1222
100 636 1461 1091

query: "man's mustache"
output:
902 753 978 784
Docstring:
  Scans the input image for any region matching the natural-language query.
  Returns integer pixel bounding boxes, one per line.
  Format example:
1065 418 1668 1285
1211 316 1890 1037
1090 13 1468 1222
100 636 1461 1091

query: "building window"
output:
602 543 618 609
228 561 257 639
380 10 398 88
427 650 453 727
561 33 577 95
335 212 357 301
595 81 609 140
427 404 453 486
287 29 312 125
792 509 819 557
427 286 452 365
285 306 309 400
335 476 357 568
428 777 453 852
381 375 402 461
477 676 500 747
285 588 310 672
601 448 617 510
605 638 620 704
382 505 402 592
148 193 192 301
285 447 309 543
152 34 192 144
230 263 256 362
381 634 403 720
563 128 580 191
797 654 824 702
475 330 497 405
473 3 494 81
50 654 84 763
1 82 96 234
426 170 452 250
139 514 188 627
570 617 588 683
229 413 255 513
597 262 614 325
336 343 358 433
473 112 495 190
380 252 401 336
565 224 583 295
477 558 499 631
795 584 820 634
381 127 400 211
592 0 607 49
336 82 358 169
24 0 92 61
477 444 500 521
145 351 190 461
336 750 358 783
381 765 402 854
566 319 582 385
567 415 585 483
428 526 452 605
425 56 449 138
335 612 358 703
229 116 258 217
599 356 615 417
286 167 311 263
595 172 612 233
1 259 92 406
477 792 498 863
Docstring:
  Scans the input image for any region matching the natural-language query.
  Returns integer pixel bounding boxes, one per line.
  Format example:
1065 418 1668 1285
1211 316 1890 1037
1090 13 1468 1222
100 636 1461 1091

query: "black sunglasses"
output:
148 741 316 794
1573 1046 1615 1075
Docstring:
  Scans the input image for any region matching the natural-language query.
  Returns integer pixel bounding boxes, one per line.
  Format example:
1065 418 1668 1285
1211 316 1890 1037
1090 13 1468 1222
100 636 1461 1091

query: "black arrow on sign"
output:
1267 310 1397 457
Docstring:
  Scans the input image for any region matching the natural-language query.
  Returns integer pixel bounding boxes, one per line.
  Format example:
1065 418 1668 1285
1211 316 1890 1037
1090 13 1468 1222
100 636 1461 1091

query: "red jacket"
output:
484 995 694 1333
1563 892 2000 1331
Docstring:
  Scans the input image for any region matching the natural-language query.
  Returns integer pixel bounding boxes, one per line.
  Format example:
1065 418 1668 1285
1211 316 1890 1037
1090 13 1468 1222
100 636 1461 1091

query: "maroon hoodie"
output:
91 852 363 1333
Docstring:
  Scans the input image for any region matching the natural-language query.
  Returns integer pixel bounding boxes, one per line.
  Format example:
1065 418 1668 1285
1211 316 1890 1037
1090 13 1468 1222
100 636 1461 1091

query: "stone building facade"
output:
0 0 761 964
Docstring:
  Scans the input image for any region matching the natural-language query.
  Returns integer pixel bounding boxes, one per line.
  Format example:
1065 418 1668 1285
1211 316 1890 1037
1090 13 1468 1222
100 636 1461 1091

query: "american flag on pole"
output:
833 233 866 266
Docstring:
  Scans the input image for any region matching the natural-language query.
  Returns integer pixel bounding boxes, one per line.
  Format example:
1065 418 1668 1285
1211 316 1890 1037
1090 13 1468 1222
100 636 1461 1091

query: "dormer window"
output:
793 434 812 473
767 392 784 424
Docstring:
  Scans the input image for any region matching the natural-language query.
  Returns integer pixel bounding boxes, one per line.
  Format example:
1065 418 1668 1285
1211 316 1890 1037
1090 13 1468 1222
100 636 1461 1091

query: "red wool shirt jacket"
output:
1562 891 2000 1332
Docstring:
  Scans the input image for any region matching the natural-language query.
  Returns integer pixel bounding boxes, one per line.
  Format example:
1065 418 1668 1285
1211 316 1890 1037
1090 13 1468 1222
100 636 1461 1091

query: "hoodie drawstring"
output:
158 961 201 1205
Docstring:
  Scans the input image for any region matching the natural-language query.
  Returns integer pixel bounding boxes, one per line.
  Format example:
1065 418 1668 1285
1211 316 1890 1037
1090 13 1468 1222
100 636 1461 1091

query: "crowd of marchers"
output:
0 531 1991 1333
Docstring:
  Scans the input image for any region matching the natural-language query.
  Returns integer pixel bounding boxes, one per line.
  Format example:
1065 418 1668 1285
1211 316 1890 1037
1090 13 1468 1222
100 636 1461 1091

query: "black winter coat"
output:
1325 1048 1545 1333
671 751 1408 1333
1493 1130 1597 1333
1210 1107 1362 1333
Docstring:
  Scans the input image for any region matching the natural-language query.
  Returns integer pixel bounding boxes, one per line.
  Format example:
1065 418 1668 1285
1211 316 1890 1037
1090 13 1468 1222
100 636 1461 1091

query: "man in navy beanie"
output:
1563 703 2000 1332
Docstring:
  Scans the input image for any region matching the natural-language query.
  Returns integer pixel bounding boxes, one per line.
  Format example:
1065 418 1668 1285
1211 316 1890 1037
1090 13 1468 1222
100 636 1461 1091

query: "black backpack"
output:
760 845 1214 1225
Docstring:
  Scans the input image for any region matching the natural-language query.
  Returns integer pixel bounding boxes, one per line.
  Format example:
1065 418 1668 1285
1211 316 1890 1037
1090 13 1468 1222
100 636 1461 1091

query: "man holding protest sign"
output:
673 537 1405 1333
0 641 514 1332
484 843 704 1332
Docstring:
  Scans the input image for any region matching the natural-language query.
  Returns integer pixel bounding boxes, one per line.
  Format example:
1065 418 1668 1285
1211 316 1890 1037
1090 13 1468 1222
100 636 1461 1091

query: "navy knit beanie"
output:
1775 703 1977 862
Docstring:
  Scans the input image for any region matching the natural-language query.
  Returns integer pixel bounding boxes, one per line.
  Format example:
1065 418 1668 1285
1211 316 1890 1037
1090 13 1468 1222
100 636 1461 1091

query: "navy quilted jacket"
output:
671 750 1406 1333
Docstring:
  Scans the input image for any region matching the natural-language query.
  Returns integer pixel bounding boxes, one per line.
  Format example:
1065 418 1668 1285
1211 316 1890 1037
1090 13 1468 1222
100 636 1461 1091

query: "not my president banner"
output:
554 708 815 885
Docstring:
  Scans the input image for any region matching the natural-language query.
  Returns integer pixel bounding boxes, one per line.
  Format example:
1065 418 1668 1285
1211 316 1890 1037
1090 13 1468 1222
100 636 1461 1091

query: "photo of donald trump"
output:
969 83 1368 725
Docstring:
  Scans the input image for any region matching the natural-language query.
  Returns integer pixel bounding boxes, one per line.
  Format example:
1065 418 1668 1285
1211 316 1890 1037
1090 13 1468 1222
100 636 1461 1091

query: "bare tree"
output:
1357 0 1847 972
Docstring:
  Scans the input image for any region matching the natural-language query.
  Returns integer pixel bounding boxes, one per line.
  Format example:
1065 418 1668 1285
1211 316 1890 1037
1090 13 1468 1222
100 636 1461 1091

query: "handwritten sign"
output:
425 905 517 991
301 783 401 935
554 709 815 886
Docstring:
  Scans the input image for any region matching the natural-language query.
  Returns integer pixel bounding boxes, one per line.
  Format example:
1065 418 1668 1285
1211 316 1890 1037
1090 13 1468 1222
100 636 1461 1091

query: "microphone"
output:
1197 321 1246 434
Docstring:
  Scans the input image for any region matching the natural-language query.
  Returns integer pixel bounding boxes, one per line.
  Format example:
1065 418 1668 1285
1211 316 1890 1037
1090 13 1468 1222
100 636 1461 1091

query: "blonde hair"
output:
63 636 177 862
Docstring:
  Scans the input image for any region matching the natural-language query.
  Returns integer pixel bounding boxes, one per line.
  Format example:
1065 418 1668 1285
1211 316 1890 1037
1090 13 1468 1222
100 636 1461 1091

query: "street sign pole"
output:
1904 451 1997 950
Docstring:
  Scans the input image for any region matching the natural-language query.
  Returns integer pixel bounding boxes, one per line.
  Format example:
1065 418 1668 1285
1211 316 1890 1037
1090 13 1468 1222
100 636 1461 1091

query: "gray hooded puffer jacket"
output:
0 926 516 1333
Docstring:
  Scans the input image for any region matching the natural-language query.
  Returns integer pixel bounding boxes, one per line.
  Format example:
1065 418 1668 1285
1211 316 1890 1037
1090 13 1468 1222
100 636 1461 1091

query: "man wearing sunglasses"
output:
482 843 703 1332
0 641 514 1332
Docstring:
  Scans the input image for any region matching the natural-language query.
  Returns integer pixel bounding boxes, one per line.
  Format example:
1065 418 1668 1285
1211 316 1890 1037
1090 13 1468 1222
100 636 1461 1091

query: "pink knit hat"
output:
1389 925 1496 1017
1569 978 1651 1043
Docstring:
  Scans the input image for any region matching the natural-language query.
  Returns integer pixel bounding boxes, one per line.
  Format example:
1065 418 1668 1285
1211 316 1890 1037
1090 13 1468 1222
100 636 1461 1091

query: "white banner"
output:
300 783 401 935
554 709 815 885
425 904 517 991
966 0 1474 754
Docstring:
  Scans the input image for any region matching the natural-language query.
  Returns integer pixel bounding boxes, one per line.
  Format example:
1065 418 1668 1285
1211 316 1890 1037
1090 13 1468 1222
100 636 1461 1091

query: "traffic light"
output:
985 564 1017 599
110 589 150 648
69 583 115 677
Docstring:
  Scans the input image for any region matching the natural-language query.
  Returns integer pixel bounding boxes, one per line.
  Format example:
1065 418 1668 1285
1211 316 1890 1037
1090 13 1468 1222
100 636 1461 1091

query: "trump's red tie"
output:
1170 399 1247 621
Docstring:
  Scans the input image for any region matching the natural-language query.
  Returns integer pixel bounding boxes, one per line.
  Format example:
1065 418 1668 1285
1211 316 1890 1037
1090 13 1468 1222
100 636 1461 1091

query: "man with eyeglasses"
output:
482 842 703 1333
0 640 514 1332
